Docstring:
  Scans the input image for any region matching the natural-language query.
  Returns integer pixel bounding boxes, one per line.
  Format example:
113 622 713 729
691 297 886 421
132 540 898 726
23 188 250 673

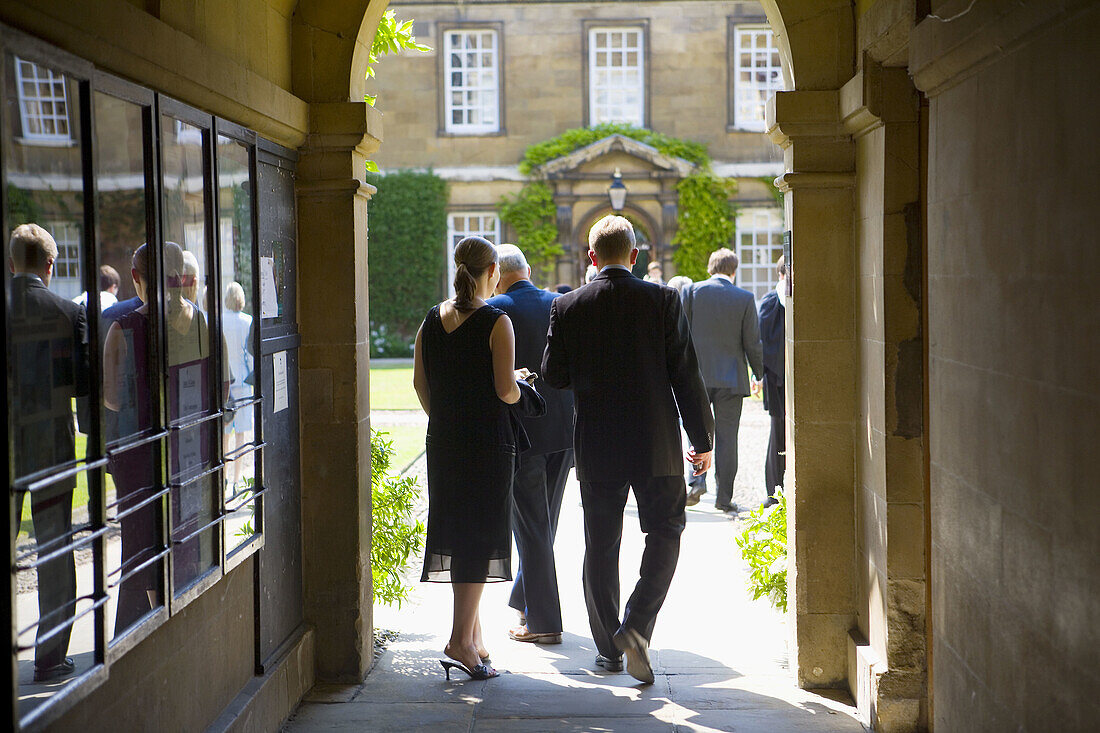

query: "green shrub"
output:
366 170 448 357
497 181 562 286
735 493 788 612
672 173 738 281
370 429 425 607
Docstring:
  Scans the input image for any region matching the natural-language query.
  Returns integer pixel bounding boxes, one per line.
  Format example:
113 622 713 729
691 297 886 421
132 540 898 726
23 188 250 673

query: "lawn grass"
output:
369 366 420 411
374 424 426 473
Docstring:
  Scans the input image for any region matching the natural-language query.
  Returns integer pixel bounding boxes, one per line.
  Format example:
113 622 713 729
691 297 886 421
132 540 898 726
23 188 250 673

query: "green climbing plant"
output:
519 123 709 175
497 181 562 286
735 493 788 612
672 173 739 281
371 429 425 607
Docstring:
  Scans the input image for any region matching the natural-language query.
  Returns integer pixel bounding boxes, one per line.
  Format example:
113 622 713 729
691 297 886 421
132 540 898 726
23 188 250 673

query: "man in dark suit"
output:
543 215 714 684
758 256 787 508
8 223 89 682
681 248 764 512
488 244 575 645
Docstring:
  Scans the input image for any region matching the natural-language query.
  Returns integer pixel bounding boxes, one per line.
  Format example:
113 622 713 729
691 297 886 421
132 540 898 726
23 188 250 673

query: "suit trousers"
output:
580 475 687 658
22 489 77 670
687 388 744 509
765 409 785 496
508 449 574 633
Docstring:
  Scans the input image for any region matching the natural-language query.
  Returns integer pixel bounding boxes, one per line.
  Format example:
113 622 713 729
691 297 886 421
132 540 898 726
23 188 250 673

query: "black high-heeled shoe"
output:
440 659 499 680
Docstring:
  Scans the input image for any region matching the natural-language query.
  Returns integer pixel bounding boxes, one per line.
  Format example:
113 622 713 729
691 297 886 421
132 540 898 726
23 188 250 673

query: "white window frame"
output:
588 26 645 127
446 212 500 295
443 29 500 134
732 25 784 132
14 56 72 145
735 207 784 300
46 220 82 300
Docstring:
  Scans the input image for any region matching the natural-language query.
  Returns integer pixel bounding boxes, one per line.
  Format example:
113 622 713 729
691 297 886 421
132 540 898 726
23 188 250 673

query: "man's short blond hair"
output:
707 248 739 276
588 215 635 262
9 223 58 272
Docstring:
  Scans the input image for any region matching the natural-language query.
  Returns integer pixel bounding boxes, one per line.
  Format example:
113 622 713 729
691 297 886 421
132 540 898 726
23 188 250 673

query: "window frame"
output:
13 54 74 146
728 20 784 132
1 24 268 727
445 211 500 296
437 22 506 137
582 20 649 129
734 206 785 300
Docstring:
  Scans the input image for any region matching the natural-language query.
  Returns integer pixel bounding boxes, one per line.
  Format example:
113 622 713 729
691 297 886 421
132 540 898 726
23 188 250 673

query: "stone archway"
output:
291 0 875 707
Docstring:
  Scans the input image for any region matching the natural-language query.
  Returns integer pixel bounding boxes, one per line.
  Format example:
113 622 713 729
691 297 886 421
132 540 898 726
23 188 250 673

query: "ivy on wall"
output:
673 173 739 281
502 124 737 283
497 181 562 285
365 170 448 357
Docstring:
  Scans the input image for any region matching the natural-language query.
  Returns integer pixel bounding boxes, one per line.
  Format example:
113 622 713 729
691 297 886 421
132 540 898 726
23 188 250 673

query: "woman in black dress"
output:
413 236 526 680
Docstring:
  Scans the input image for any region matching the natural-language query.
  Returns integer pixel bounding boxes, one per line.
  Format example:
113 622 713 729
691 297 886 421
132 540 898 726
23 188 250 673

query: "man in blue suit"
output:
488 245 575 645
757 256 787 508
682 248 763 512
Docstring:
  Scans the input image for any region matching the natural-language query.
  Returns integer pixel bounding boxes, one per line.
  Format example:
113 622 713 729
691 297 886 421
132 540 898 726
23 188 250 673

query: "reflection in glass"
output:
217 136 258 554
161 116 219 591
4 57 97 713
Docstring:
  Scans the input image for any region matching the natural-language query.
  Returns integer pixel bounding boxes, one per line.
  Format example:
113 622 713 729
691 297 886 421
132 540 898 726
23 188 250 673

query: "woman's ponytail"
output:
452 236 498 312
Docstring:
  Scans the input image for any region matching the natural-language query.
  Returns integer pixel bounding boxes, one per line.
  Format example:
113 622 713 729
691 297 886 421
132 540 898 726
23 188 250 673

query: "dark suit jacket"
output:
9 275 89 490
488 280 574 455
542 267 713 482
682 275 763 396
758 288 785 416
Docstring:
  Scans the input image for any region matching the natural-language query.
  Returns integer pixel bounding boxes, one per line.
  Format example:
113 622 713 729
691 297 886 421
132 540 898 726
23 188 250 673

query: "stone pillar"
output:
768 89 858 690
296 101 382 683
840 60 927 732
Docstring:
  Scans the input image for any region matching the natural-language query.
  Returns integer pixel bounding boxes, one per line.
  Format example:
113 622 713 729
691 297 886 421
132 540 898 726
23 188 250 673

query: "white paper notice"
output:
260 256 278 318
178 363 203 417
273 350 288 413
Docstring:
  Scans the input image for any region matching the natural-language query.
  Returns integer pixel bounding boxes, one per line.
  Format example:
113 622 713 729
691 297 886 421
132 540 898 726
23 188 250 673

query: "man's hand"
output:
686 447 712 476
750 378 762 397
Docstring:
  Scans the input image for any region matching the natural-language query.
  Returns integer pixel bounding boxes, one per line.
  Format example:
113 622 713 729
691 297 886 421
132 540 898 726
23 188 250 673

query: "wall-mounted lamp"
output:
607 168 627 212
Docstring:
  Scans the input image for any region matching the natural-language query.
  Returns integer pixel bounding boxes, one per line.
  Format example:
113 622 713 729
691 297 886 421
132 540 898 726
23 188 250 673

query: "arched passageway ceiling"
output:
292 0 390 103
760 0 855 91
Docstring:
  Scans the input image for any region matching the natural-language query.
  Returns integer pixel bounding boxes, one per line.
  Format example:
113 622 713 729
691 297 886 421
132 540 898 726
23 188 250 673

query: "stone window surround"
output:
581 18 650 129
436 21 507 138
726 15 782 133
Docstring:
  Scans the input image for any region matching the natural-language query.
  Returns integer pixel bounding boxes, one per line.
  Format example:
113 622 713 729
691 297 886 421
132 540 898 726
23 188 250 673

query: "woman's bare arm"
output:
102 322 125 412
412 323 430 416
490 315 521 404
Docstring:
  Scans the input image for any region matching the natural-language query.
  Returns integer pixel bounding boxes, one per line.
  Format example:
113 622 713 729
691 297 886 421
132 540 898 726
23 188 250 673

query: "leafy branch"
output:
735 493 788 612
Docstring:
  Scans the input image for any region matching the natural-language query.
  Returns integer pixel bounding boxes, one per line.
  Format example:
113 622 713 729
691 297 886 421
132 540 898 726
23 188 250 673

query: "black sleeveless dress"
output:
420 304 515 583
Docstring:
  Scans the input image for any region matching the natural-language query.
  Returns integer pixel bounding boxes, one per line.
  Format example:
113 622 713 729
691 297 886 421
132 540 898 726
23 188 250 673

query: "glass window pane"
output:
160 115 219 591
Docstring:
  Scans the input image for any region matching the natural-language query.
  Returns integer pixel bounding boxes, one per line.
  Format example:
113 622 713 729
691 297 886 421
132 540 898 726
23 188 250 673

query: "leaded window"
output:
14 56 71 143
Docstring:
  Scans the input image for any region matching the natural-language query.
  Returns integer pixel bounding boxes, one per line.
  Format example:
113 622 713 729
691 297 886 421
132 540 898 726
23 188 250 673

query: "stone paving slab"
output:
286 399 865 732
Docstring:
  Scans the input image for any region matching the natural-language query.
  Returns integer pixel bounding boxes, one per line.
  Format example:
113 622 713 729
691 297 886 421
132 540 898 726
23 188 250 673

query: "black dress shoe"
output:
715 503 738 513
595 654 623 672
762 496 779 508
685 485 706 506
34 657 75 682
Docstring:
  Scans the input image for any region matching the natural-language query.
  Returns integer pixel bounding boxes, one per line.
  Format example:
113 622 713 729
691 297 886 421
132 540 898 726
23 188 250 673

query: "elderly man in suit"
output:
543 215 714 684
681 248 764 513
9 223 89 682
488 244 575 645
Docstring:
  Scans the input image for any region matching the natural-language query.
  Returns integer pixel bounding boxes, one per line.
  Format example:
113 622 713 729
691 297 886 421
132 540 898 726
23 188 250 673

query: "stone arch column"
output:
291 0 388 682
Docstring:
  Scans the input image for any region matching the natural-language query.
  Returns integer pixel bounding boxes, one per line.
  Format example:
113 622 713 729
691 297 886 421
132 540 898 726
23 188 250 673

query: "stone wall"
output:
912 1 1100 729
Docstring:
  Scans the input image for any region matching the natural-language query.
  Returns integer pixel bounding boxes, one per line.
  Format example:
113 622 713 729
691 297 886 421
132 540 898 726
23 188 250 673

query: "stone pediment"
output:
536 134 697 178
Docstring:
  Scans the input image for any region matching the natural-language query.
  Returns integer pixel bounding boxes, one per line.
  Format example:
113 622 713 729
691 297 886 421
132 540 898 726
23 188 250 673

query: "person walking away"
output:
488 245 575 645
681 248 763 512
543 215 714 684
413 236 531 681
757 256 787 508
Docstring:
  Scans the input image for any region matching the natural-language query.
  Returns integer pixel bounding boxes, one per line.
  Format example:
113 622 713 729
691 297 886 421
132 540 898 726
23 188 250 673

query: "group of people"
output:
413 214 787 684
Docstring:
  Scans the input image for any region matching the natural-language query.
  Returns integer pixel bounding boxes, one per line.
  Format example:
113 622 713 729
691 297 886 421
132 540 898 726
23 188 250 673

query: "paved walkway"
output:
286 401 865 732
